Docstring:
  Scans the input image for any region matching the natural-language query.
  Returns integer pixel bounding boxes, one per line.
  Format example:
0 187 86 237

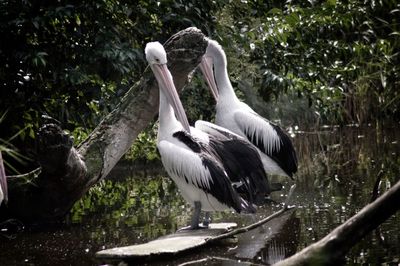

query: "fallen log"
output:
275 180 400 266
96 223 238 263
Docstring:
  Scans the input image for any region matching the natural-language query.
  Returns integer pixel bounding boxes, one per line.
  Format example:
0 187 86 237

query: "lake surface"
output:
0 125 399 265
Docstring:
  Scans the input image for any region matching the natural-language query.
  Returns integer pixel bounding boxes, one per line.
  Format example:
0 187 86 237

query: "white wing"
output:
233 110 298 177
158 140 212 190
233 110 281 154
195 120 243 140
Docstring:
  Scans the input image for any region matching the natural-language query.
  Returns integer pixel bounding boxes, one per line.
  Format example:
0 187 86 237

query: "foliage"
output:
0 111 32 174
125 122 160 162
0 0 222 168
2 0 400 168
180 74 217 123
211 0 400 124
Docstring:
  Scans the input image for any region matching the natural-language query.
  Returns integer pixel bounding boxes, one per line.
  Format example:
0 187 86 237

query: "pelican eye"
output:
155 58 160 63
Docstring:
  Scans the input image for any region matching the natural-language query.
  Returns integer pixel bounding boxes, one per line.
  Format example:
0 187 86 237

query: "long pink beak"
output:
199 56 219 102
0 151 8 205
151 64 191 132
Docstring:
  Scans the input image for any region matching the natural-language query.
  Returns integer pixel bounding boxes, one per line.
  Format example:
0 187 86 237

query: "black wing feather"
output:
172 131 201 153
201 155 253 213
172 130 254 213
244 119 298 178
202 126 271 204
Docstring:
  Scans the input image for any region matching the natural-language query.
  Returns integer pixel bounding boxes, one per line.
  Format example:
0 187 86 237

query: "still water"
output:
0 125 399 265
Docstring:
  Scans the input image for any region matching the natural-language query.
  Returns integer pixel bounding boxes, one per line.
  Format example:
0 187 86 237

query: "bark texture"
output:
0 27 207 223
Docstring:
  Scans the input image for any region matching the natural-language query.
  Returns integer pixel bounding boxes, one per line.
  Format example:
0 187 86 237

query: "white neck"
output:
213 51 239 103
158 89 182 141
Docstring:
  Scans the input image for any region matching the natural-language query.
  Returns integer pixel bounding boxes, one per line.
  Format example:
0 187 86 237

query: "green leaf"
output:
268 8 282 15
326 0 337 7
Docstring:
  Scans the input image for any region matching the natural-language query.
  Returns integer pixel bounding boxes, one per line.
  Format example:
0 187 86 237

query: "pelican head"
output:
199 39 227 101
145 42 190 132
145 41 168 65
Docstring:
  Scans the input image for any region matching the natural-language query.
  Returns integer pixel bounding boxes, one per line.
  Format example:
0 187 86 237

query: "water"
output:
0 125 399 265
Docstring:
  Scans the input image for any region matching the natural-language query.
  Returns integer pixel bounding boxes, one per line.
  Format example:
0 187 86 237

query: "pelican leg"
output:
202 212 211 227
189 201 203 229
178 201 208 231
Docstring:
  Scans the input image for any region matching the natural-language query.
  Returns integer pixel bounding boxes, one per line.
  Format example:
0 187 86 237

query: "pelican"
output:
145 42 270 229
0 151 8 206
199 39 298 179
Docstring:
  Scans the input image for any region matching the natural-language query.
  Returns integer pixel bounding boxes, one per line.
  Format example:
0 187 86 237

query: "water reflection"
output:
234 210 300 265
0 125 399 265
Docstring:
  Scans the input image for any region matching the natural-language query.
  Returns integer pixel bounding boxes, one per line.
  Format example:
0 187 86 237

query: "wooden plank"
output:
95 223 237 261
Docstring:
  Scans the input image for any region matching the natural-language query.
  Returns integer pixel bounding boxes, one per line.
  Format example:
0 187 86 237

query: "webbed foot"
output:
177 223 209 231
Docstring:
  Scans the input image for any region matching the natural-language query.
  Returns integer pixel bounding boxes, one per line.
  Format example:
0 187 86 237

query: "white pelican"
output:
0 151 8 206
199 39 298 179
145 42 270 229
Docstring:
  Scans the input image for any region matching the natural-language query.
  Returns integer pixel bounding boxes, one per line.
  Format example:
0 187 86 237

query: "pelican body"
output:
145 42 269 229
200 39 298 178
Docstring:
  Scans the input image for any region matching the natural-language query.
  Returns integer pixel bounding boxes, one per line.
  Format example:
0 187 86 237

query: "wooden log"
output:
275 180 400 266
96 223 237 263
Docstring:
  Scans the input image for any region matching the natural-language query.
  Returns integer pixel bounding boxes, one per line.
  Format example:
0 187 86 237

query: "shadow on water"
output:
0 124 399 265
